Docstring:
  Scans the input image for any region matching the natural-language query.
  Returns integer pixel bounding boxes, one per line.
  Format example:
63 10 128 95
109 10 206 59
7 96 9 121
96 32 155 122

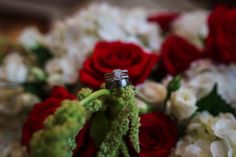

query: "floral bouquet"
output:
1 2 236 157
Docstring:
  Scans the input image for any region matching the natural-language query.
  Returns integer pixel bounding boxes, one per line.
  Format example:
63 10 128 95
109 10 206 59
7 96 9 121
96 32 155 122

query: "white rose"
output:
169 87 197 120
136 80 167 106
173 10 209 49
1 53 28 83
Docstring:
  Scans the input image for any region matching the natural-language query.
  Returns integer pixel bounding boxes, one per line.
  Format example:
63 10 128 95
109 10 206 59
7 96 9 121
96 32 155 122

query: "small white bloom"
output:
47 73 64 86
15 93 40 110
211 113 236 156
42 2 162 57
45 56 78 85
187 72 224 99
169 86 197 120
184 59 236 108
175 135 212 157
210 141 228 157
0 53 28 83
136 80 167 105
172 10 209 49
18 27 41 49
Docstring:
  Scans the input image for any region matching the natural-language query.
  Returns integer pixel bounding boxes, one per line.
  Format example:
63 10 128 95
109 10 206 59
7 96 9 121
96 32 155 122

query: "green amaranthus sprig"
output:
97 86 140 157
29 86 140 157
30 88 110 157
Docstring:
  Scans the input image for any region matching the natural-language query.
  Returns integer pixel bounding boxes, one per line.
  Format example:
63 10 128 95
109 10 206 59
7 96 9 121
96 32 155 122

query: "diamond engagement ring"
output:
104 69 130 89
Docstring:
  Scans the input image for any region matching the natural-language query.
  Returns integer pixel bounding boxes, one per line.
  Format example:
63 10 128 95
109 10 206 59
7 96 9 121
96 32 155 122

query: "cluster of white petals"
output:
0 87 38 157
18 27 42 49
172 10 209 49
172 112 236 157
0 52 28 84
184 59 236 109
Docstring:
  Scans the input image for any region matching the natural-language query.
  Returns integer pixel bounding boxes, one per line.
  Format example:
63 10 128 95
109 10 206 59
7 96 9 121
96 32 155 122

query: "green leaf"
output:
31 44 52 67
90 111 109 147
197 84 235 116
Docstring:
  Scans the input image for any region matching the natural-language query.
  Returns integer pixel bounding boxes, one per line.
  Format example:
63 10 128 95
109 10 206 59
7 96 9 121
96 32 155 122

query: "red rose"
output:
159 35 203 75
129 112 177 157
148 13 179 32
80 41 158 88
21 86 76 149
206 6 236 63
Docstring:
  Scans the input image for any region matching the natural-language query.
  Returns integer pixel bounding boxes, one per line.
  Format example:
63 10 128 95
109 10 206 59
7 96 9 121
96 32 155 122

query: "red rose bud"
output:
80 41 159 88
147 12 179 32
205 6 236 63
159 35 203 76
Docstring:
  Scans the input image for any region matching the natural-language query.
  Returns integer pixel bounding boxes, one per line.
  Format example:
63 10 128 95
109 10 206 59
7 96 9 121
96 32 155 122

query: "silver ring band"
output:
104 69 130 89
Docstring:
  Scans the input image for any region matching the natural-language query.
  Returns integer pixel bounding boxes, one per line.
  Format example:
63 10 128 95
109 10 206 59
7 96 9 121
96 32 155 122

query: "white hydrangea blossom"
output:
172 10 209 49
0 88 38 157
184 59 236 109
175 138 212 157
172 112 236 157
0 53 28 83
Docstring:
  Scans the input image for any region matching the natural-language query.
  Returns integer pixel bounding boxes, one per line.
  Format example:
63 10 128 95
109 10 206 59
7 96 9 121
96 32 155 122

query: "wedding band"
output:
104 69 130 89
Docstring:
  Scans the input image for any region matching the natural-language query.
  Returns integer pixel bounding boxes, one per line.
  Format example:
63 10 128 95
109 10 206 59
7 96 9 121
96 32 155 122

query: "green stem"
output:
80 89 110 105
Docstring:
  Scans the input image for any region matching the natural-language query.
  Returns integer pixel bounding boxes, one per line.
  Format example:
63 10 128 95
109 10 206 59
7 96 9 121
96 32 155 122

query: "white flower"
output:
184 60 236 108
136 80 167 105
211 113 236 157
0 142 29 157
175 138 211 157
172 112 236 157
169 87 197 120
42 22 68 56
187 72 224 99
210 141 228 157
45 56 78 85
121 8 163 51
0 53 28 83
172 10 209 49
18 27 41 49
0 87 39 116
42 3 162 55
